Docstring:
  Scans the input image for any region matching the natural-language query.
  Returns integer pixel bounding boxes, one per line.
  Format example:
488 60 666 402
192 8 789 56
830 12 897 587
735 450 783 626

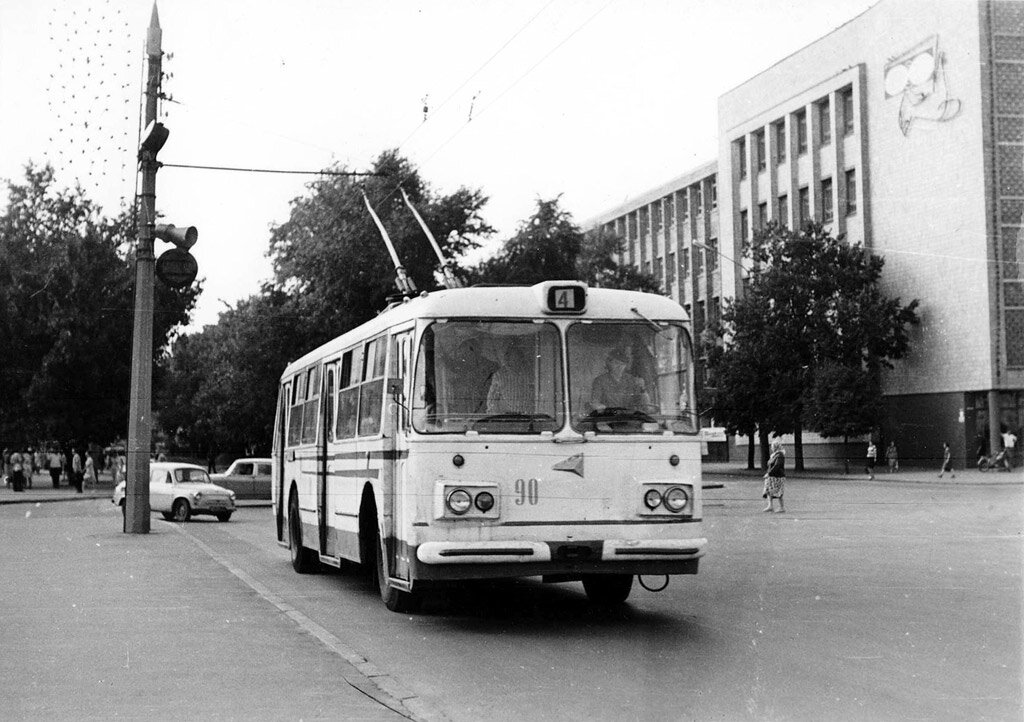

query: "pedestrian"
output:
9 448 26 492
111 453 123 486
865 440 877 480
885 441 899 473
48 447 62 488
84 452 97 490
938 441 956 478
1001 428 1017 469
2 448 10 487
762 438 786 513
72 448 83 493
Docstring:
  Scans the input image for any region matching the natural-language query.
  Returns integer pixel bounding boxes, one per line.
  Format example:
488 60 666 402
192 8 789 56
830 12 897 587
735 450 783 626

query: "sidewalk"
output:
702 460 1024 485
0 498 420 721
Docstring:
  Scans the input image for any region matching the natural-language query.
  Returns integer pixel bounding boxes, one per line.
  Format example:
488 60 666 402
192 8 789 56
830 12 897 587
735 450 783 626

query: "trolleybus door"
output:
384 329 414 581
318 362 336 556
274 382 289 542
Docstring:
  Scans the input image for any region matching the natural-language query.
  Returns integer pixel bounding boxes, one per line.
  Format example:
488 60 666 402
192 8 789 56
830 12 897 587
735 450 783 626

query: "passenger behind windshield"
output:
590 348 650 412
486 342 534 415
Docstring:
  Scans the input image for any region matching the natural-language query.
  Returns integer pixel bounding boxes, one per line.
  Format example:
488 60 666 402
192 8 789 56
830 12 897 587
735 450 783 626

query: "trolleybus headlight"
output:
663 486 689 512
446 489 472 515
474 491 495 512
643 489 663 510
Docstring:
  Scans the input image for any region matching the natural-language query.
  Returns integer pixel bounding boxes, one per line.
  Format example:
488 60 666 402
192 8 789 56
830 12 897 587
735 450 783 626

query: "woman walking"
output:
938 442 956 478
762 439 786 513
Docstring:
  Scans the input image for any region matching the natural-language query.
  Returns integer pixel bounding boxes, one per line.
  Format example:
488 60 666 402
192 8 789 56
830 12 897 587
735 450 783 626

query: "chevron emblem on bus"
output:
552 453 584 477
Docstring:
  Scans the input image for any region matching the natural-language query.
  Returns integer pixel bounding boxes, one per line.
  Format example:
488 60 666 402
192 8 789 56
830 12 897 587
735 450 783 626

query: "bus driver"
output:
591 348 650 412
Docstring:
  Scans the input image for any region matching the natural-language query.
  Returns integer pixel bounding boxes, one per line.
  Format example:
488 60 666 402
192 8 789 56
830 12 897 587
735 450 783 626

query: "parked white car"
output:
112 462 235 522
210 458 272 500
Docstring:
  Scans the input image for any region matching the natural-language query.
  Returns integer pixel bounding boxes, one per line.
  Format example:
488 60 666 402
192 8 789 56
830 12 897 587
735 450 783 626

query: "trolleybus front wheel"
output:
374 525 422 614
582 574 634 605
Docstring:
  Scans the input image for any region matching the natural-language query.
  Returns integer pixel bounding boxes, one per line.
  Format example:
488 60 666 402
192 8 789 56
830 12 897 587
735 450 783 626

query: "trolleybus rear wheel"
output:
288 492 319 574
582 574 634 604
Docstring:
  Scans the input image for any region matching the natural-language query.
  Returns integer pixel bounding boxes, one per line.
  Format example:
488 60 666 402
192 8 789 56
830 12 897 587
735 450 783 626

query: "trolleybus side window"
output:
335 348 359 439
567 322 697 434
412 321 563 434
358 336 388 437
300 365 320 445
287 372 305 447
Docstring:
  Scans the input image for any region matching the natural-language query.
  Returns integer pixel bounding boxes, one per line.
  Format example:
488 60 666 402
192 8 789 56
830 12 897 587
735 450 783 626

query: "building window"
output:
695 184 703 215
678 189 689 222
653 201 663 236
778 194 789 227
694 243 704 275
737 138 747 179
664 194 674 232
798 186 809 227
667 252 676 288
818 99 831 146
796 109 808 155
775 120 786 163
681 248 690 279
706 238 718 272
845 168 858 215
710 177 718 209
821 177 833 223
739 209 749 241
842 86 855 136
758 202 768 231
755 130 766 172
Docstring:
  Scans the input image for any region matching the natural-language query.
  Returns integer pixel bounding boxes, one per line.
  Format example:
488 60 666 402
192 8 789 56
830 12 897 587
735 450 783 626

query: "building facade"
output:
588 0 1023 466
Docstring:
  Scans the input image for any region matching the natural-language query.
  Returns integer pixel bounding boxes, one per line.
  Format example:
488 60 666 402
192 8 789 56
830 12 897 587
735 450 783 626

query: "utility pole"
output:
125 3 162 533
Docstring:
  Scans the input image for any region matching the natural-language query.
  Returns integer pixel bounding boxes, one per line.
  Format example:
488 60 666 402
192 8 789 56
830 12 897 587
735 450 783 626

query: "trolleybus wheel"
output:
288 492 319 574
582 574 634 605
374 524 422 614
171 499 191 522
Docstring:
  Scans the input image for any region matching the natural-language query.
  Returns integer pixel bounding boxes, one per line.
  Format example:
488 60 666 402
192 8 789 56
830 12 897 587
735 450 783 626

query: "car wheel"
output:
288 492 319 574
171 499 191 522
582 574 634 605
161 512 174 521
215 512 232 522
374 520 422 613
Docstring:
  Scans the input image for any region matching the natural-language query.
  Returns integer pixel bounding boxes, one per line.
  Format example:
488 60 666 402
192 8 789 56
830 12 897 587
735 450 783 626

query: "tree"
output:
471 196 659 292
268 150 493 349
0 163 198 446
159 151 491 455
708 221 918 470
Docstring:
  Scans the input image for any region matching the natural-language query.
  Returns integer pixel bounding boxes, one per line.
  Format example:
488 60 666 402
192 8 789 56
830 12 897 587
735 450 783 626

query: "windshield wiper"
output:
629 306 663 332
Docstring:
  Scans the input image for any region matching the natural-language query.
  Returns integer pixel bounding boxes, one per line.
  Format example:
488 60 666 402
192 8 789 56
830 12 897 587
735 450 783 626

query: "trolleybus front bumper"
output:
412 538 707 581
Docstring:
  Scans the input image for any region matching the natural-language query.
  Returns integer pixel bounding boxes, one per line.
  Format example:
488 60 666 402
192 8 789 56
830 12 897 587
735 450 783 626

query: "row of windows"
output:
737 85 855 178
738 169 858 238
607 177 719 248
285 336 389 447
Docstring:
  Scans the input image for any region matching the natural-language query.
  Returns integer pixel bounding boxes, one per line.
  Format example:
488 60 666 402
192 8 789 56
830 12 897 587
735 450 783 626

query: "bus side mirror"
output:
386 378 403 398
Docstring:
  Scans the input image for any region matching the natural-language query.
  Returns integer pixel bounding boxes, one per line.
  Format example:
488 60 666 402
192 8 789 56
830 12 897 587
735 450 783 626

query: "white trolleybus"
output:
273 280 707 612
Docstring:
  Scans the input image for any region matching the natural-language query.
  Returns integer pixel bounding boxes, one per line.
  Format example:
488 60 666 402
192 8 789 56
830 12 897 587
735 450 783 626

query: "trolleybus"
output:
273 280 707 612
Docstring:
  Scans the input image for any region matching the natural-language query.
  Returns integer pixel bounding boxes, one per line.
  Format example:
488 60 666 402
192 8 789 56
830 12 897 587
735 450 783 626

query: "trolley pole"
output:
125 3 162 533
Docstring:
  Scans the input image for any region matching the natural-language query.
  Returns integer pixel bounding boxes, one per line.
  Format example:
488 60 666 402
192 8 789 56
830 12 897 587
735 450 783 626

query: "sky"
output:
0 0 879 331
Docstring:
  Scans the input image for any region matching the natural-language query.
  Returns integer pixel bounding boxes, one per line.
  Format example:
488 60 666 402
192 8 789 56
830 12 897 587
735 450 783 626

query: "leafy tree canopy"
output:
0 163 199 446
707 221 918 468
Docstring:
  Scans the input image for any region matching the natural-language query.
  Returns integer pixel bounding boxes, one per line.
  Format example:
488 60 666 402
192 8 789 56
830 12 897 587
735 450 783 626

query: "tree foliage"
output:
471 197 659 292
707 221 919 469
158 151 492 455
0 163 199 446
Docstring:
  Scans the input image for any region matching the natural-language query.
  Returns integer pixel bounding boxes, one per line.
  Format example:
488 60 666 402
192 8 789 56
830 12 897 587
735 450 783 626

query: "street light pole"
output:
125 3 162 534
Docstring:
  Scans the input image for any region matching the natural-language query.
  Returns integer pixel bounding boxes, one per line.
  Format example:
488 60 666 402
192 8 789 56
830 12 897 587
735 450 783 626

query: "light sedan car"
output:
112 462 236 522
210 457 271 500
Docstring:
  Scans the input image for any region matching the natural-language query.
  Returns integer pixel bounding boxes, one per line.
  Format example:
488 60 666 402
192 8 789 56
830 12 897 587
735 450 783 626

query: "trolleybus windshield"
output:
413 320 564 434
567 322 697 434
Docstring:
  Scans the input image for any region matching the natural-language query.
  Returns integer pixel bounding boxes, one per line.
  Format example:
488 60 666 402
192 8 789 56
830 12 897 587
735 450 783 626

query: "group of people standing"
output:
2 445 122 493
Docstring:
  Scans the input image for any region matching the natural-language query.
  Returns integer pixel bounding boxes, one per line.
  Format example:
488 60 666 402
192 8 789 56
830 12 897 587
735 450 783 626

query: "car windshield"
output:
567 322 697 434
413 321 564 434
174 468 211 483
